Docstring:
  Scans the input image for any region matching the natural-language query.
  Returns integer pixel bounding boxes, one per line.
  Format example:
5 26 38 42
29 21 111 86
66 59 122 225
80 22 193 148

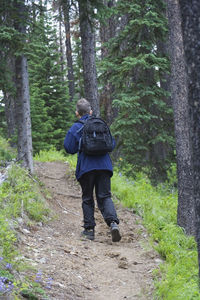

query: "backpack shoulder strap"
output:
76 120 85 133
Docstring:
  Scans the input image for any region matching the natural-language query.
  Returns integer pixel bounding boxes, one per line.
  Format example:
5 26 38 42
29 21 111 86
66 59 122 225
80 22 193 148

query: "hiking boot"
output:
81 229 95 241
110 222 121 242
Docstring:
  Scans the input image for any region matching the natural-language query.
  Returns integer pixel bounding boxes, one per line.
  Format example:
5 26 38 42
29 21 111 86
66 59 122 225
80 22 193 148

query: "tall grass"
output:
34 148 67 162
34 148 77 170
0 162 50 298
111 171 199 299
0 164 49 257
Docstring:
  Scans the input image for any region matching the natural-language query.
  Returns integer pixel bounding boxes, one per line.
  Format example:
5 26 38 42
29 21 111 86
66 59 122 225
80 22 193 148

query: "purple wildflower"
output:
6 263 12 270
46 277 53 289
0 277 14 294
35 271 42 283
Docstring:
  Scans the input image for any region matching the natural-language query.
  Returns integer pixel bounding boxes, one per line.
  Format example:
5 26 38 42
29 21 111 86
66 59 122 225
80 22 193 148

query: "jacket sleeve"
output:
64 127 79 154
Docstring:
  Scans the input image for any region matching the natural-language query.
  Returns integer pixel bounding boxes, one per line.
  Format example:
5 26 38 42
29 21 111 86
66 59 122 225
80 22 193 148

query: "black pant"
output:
79 170 119 229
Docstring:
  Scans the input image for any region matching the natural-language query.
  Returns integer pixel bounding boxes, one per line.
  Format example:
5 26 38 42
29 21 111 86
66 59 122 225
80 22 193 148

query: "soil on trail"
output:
19 161 161 300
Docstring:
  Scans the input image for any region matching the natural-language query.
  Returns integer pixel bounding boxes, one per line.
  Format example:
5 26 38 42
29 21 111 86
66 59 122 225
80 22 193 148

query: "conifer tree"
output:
61 0 75 101
0 0 19 141
99 0 116 125
70 5 85 97
28 2 72 153
100 0 174 179
78 0 100 116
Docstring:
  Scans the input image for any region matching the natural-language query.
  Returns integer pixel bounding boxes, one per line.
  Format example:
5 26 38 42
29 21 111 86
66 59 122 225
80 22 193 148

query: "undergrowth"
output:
111 171 199 299
34 148 66 162
0 136 16 164
34 148 77 169
0 160 50 298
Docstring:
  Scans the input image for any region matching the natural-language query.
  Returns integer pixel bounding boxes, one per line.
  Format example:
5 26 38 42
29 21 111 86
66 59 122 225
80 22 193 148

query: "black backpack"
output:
77 117 113 155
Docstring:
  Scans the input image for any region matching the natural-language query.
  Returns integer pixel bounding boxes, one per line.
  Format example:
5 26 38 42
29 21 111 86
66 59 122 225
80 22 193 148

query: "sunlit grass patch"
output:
34 148 77 170
34 148 66 162
111 170 199 299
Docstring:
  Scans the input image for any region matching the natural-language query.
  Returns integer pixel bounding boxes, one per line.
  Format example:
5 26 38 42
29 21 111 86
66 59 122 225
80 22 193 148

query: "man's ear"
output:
89 110 93 115
75 111 80 118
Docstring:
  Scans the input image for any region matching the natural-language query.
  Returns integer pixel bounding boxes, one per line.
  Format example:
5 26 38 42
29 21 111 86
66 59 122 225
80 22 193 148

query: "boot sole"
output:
111 228 121 242
81 234 94 241
81 232 95 241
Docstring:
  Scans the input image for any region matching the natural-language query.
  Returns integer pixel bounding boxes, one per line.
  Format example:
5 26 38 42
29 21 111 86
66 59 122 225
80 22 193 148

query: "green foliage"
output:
0 2 24 89
111 170 200 299
27 4 74 154
0 136 16 164
166 163 177 188
64 154 77 170
0 162 50 297
0 164 49 223
34 148 77 170
0 216 17 259
72 35 85 97
99 0 175 181
34 148 67 162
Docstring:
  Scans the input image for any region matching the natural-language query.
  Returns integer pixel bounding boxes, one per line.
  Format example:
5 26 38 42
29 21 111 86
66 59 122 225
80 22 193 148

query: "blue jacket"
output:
64 114 114 180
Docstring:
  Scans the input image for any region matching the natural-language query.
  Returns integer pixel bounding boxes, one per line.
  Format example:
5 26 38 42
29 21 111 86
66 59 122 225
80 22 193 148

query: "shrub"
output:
0 137 16 164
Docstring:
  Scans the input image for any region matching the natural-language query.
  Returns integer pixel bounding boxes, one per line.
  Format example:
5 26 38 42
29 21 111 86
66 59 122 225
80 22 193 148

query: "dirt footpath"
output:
19 161 161 299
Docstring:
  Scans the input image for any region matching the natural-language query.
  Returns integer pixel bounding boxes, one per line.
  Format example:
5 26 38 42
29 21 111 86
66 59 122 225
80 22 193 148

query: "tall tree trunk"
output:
15 55 33 173
100 0 116 125
59 6 64 78
154 35 174 172
62 0 75 101
166 0 195 235
78 0 99 116
100 0 116 59
14 0 33 173
179 0 200 278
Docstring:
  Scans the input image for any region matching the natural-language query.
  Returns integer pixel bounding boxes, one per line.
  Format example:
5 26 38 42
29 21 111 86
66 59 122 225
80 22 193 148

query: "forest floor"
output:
19 161 162 300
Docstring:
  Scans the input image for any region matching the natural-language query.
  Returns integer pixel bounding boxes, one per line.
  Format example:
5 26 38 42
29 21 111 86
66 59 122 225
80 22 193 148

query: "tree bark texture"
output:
166 0 195 235
62 0 75 101
78 0 100 116
59 7 64 79
100 0 116 125
15 55 33 173
156 3 177 173
179 0 200 278
14 0 33 173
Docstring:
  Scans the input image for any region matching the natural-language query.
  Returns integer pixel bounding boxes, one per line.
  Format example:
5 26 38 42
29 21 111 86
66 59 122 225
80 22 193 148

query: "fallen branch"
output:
56 199 80 216
42 175 65 180
56 191 81 199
